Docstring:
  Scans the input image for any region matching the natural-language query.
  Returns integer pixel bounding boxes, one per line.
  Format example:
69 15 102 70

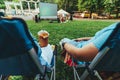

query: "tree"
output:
13 0 19 2
77 0 97 18
95 0 105 15
112 0 120 18
104 0 120 18
77 0 85 11
104 0 114 17
57 0 78 13
0 0 5 9
0 0 4 4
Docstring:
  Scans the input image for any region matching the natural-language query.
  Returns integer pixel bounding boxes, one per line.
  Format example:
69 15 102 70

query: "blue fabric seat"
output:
94 22 120 71
80 22 120 80
0 17 47 78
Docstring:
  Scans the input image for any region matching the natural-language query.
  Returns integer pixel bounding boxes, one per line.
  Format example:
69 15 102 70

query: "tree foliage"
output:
77 0 120 18
0 0 5 9
104 0 120 18
57 0 78 13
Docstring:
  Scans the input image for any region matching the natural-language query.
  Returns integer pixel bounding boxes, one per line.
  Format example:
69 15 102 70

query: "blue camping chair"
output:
0 17 49 80
39 44 57 80
66 22 120 80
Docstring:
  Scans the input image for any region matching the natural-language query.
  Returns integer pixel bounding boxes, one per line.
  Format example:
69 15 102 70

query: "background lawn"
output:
26 19 118 80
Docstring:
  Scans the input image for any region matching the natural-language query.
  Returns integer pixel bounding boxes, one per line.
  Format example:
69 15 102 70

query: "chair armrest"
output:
74 37 92 42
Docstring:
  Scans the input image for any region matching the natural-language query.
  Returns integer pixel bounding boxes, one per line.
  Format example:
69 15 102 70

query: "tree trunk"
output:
90 11 92 18
116 8 119 18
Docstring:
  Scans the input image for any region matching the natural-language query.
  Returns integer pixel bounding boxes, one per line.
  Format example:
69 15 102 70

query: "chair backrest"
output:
0 17 44 76
95 22 120 71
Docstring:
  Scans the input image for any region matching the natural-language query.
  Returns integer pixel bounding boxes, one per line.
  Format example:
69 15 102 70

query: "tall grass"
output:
26 20 117 80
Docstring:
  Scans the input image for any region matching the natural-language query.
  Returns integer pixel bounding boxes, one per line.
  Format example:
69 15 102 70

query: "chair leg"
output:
0 75 2 80
94 71 103 80
50 70 53 80
73 67 77 80
34 74 44 80
50 68 55 80
73 66 81 80
0 75 9 80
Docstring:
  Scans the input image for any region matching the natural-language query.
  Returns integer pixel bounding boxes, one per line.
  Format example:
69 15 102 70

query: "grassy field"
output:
26 19 118 80
27 20 117 44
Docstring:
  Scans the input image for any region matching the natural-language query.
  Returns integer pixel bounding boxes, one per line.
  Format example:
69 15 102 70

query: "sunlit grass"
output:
27 20 116 45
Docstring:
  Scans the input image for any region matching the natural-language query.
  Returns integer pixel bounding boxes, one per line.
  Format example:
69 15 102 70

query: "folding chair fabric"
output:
80 22 120 80
95 22 120 71
0 18 43 76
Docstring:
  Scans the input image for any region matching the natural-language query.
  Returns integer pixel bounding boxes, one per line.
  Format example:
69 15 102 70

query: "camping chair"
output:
50 45 57 80
64 22 120 80
80 22 120 80
0 17 49 80
39 44 57 80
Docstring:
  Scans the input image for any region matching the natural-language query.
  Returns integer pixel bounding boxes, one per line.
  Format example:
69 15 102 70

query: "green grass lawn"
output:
27 20 116 44
26 19 117 80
